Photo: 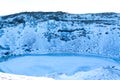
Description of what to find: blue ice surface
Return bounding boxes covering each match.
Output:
[0,52,119,65]
[0,53,119,77]
[3,52,120,62]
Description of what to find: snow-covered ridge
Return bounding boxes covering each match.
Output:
[57,66,120,80]
[0,12,120,59]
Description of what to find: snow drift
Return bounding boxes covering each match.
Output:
[57,66,120,80]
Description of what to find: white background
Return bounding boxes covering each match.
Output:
[0,0,120,16]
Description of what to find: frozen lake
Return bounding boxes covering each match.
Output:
[0,55,119,77]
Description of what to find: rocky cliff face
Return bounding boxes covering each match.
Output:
[0,12,120,59]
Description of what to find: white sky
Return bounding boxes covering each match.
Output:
[0,0,120,16]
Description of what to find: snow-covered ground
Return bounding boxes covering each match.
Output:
[0,55,120,80]
[0,72,54,80]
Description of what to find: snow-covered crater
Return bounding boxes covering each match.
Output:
[0,12,120,59]
[0,12,120,80]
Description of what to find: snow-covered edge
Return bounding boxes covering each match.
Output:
[0,66,120,80]
[0,72,54,80]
